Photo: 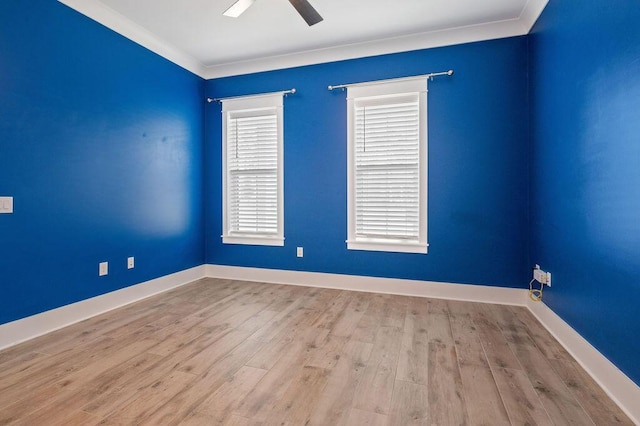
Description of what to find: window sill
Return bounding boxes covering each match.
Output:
[222,235,284,247]
[347,239,428,254]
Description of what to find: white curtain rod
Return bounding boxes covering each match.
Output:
[207,88,296,103]
[327,70,454,91]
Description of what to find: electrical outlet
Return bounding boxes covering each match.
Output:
[99,261,109,277]
[297,247,303,258]
[533,265,551,286]
[0,196,13,214]
[127,257,135,269]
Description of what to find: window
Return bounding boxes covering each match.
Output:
[347,78,428,253]
[222,93,284,246]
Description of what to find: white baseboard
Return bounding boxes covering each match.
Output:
[205,264,527,306]
[1,262,637,423]
[0,265,206,351]
[527,299,640,424]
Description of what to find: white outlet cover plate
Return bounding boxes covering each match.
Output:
[0,197,13,214]
[99,262,109,276]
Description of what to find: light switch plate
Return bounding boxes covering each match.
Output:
[0,197,13,214]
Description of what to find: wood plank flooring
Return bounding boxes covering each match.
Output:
[0,278,632,425]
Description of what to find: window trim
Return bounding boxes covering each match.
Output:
[346,78,428,254]
[221,93,284,246]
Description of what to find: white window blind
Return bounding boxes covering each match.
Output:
[355,98,420,239]
[228,113,278,234]
[222,94,284,246]
[347,78,428,253]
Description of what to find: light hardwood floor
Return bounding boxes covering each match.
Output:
[0,278,632,425]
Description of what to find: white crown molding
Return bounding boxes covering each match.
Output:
[57,0,207,77]
[202,18,529,79]
[527,298,640,424]
[0,265,205,351]
[58,0,548,80]
[519,0,549,32]
[205,264,527,305]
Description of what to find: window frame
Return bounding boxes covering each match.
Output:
[221,93,284,246]
[346,78,428,254]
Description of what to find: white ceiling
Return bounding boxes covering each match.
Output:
[58,0,548,79]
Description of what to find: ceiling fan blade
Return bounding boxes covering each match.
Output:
[223,0,256,18]
[288,0,323,26]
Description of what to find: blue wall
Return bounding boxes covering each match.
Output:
[205,37,530,288]
[0,0,205,324]
[2,0,638,392]
[529,1,640,384]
